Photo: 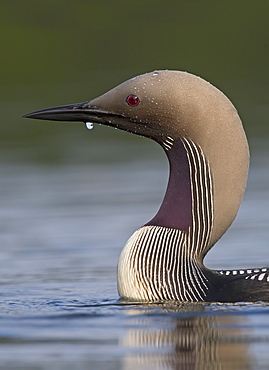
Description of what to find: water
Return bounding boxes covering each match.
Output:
[1,137,269,369]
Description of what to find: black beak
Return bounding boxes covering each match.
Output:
[23,102,123,125]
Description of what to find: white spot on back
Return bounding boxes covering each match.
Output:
[258,273,265,281]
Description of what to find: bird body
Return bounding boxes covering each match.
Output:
[24,70,269,302]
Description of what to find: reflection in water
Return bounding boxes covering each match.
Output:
[121,303,251,370]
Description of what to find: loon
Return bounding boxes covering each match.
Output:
[24,70,269,302]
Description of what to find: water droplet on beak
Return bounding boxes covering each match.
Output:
[85,122,94,130]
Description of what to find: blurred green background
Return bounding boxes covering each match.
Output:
[1,0,268,164]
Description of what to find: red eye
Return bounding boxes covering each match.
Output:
[126,94,140,106]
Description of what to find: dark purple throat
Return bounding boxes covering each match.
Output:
[145,139,192,230]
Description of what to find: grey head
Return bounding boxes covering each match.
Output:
[25,70,249,257]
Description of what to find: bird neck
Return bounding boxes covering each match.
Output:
[118,136,219,301]
[146,138,192,230]
[145,137,214,259]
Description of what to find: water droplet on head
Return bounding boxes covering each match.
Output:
[85,122,94,130]
[152,71,159,76]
